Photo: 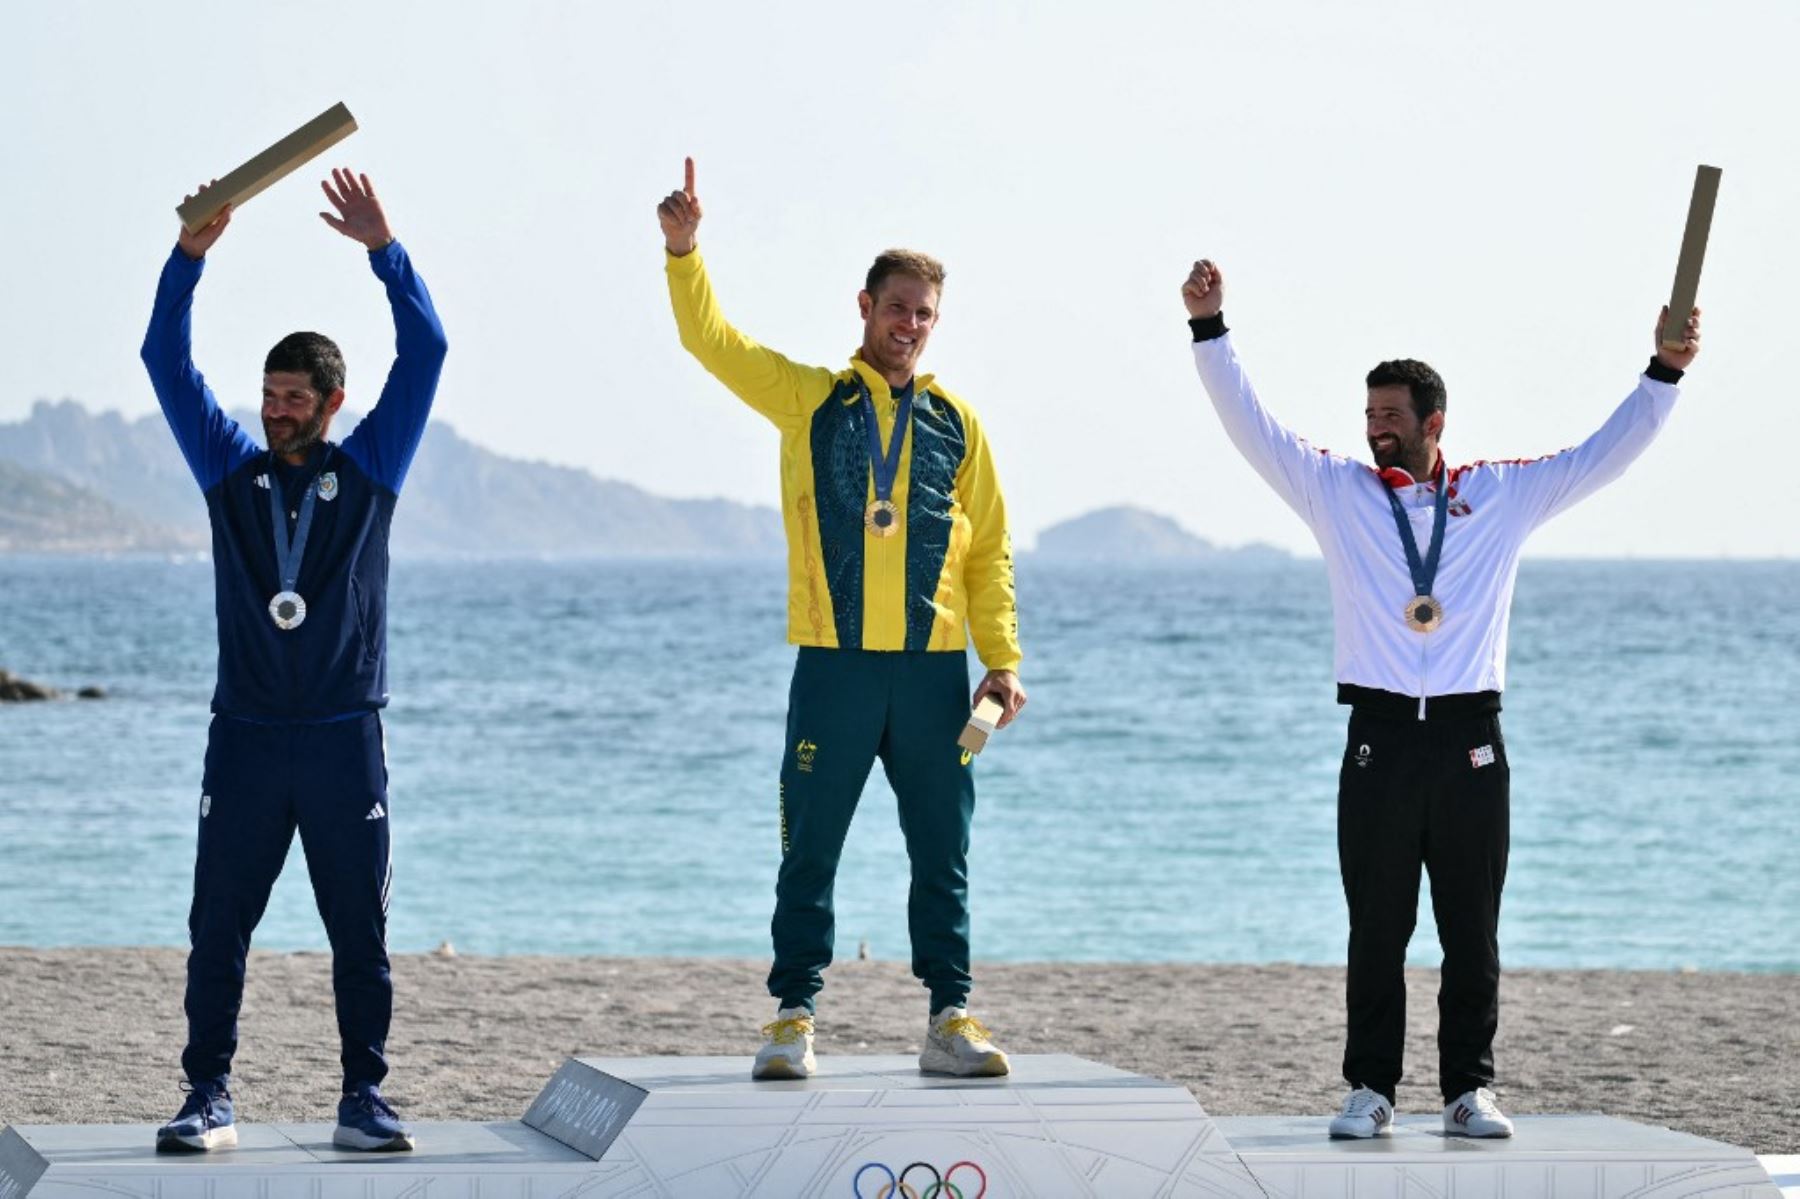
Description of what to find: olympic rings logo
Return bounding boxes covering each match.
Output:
[853,1160,987,1199]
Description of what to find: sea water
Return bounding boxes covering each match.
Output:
[0,556,1794,971]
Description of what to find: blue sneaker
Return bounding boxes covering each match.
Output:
[155,1083,237,1152]
[333,1085,415,1151]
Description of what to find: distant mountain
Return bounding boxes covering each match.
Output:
[0,458,197,553]
[0,399,783,558]
[0,400,209,536]
[1032,505,1288,562]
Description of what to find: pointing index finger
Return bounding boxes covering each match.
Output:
[684,157,696,199]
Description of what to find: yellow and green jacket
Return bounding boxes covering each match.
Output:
[667,250,1021,672]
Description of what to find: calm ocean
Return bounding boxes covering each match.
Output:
[0,556,1794,972]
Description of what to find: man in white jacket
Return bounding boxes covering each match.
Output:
[1182,258,1700,1140]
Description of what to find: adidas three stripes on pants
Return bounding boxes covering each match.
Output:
[181,712,394,1093]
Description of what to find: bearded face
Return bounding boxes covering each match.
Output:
[262,372,331,458]
[1365,384,1436,475]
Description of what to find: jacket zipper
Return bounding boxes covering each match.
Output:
[1417,632,1429,721]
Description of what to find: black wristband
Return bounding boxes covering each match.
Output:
[1189,313,1228,342]
[1645,356,1684,385]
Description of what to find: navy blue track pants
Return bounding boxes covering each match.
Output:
[182,713,393,1092]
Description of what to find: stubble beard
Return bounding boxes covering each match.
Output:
[1370,432,1429,476]
[265,400,328,458]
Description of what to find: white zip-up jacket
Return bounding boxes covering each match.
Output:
[1193,328,1680,704]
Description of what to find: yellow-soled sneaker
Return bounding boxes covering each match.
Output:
[752,1007,816,1079]
[919,1007,1010,1077]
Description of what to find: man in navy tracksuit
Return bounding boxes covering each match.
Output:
[140,169,447,1153]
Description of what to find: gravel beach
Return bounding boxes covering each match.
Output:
[0,948,1792,1153]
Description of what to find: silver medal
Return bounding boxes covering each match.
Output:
[269,590,308,631]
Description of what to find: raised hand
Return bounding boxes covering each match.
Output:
[177,181,232,260]
[1182,259,1224,319]
[657,157,702,257]
[1655,305,1701,372]
[319,168,394,251]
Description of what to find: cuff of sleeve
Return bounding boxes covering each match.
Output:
[1189,313,1228,342]
[169,243,205,271]
[665,247,703,273]
[367,239,406,275]
[1645,356,1684,385]
[980,655,1023,674]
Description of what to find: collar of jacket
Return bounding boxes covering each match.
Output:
[1375,451,1446,491]
[848,352,935,403]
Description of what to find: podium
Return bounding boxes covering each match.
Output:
[2,1055,1779,1197]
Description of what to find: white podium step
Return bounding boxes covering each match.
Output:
[1215,1114,1778,1197]
[1,1056,1780,1197]
[521,1052,1259,1195]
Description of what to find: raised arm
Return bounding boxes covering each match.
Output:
[1184,259,1339,525]
[1504,306,1697,527]
[140,182,261,492]
[329,169,449,494]
[659,157,830,428]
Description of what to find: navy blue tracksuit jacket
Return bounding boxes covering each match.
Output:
[141,240,447,1092]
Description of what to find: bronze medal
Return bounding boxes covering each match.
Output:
[1404,594,1444,634]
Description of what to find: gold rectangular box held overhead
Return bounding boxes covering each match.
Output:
[1661,164,1722,351]
[176,102,359,234]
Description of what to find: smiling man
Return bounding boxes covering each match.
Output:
[140,169,446,1153]
[1181,257,1698,1140]
[657,158,1024,1079]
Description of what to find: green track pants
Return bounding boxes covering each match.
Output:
[769,647,977,1014]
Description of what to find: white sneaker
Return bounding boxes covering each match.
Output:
[918,1007,1010,1077]
[751,1007,816,1079]
[1444,1087,1514,1137]
[1328,1086,1395,1139]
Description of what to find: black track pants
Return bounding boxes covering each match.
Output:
[1337,703,1509,1102]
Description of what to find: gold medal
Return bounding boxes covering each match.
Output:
[864,499,901,539]
[1404,594,1444,634]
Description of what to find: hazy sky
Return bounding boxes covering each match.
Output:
[3,1,1794,556]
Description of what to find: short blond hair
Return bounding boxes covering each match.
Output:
[866,249,946,296]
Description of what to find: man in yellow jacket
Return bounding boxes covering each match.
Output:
[658,158,1026,1079]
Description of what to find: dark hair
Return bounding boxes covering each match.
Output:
[866,248,946,297]
[265,332,346,398]
[1365,359,1446,422]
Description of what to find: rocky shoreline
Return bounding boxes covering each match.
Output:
[0,668,103,702]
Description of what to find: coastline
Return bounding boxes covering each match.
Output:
[0,948,1792,1153]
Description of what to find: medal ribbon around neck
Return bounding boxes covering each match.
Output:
[1382,462,1450,633]
[266,449,330,631]
[860,379,913,539]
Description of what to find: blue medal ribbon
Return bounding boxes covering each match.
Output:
[1382,463,1450,601]
[268,450,329,597]
[860,380,914,507]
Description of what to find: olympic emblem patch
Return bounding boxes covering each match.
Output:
[317,472,339,501]
[854,1160,986,1199]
